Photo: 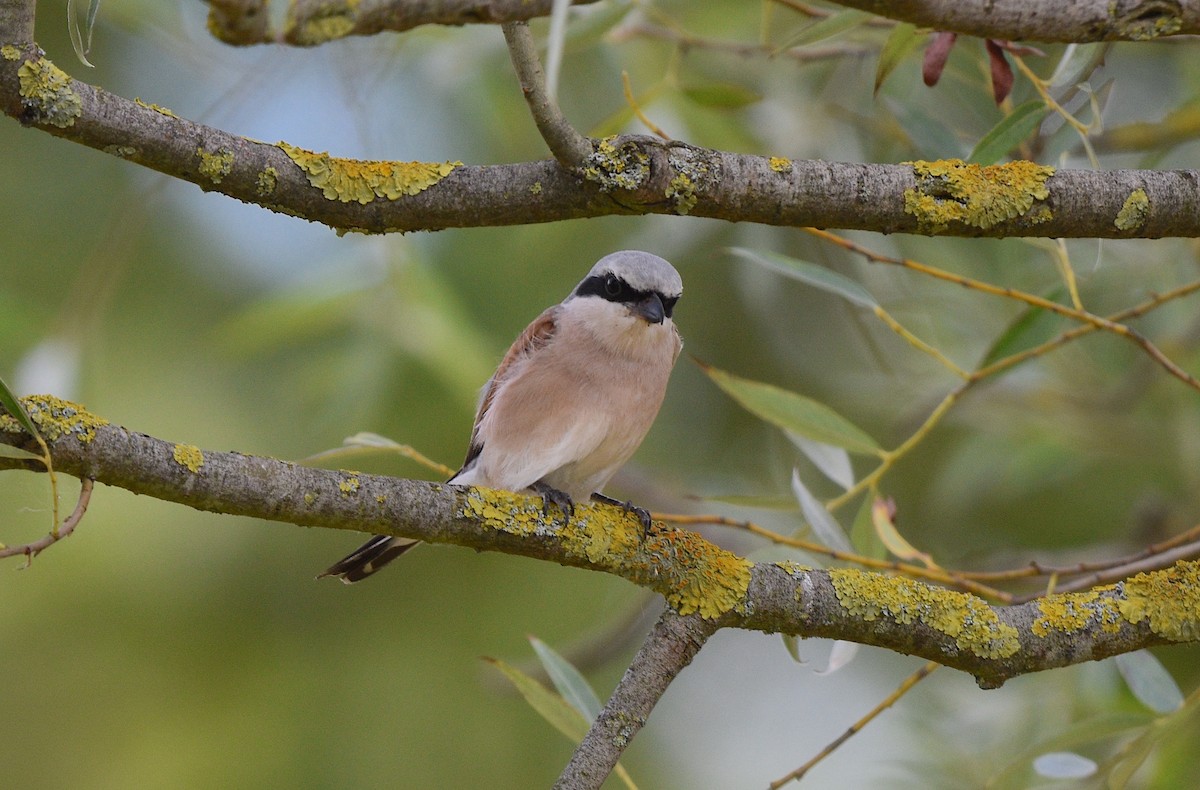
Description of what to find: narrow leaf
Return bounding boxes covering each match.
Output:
[776,9,871,51]
[680,82,762,109]
[875,23,922,95]
[792,469,853,553]
[848,493,886,560]
[67,0,101,67]
[789,433,854,491]
[529,636,603,723]
[1115,650,1184,714]
[978,288,1066,367]
[484,657,588,741]
[730,247,877,309]
[968,100,1049,165]
[1032,751,1097,779]
[815,640,860,675]
[781,633,805,664]
[700,363,881,456]
[871,497,934,566]
[0,375,40,441]
[923,32,957,87]
[986,39,1014,104]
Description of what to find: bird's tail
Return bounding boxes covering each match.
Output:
[317,535,422,584]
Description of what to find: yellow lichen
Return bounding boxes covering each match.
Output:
[769,156,793,173]
[103,145,138,158]
[278,142,459,204]
[1031,587,1123,637]
[134,98,177,117]
[1,395,108,443]
[642,528,753,619]
[1115,5,1182,40]
[1115,187,1150,231]
[287,0,360,46]
[256,167,278,197]
[529,182,542,195]
[460,487,546,537]
[903,158,1055,233]
[775,560,812,577]
[338,472,361,496]
[197,147,235,184]
[1117,561,1200,641]
[582,136,650,192]
[665,149,714,216]
[303,492,317,507]
[171,444,204,473]
[17,58,81,129]
[666,172,697,215]
[829,569,1020,659]
[1,45,20,61]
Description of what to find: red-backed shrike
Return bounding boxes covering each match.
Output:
[320,250,683,583]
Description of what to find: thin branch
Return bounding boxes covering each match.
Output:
[554,608,718,790]
[0,477,93,563]
[501,21,593,169]
[833,0,1200,43]
[204,0,603,46]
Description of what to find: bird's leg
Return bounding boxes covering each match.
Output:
[591,492,652,534]
[532,480,575,521]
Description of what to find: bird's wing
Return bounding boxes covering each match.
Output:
[456,304,560,474]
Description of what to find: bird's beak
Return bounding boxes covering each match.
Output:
[632,293,666,324]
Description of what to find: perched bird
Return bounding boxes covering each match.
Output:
[319,250,684,583]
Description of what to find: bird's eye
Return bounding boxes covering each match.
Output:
[604,275,623,297]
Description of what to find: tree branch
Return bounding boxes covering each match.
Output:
[833,0,1200,42]
[555,608,718,790]
[205,0,602,46]
[2,45,1198,238]
[2,395,1198,692]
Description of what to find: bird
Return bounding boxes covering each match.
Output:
[318,250,684,583]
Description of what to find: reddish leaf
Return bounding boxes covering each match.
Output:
[986,39,1014,104]
[923,31,957,87]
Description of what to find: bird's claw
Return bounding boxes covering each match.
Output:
[591,493,653,535]
[532,481,574,521]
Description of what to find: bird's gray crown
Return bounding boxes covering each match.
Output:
[573,250,683,300]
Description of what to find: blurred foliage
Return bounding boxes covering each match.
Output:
[4,1,1200,787]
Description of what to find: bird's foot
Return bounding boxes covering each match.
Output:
[532,480,575,521]
[591,492,652,535]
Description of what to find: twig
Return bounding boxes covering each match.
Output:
[770,661,939,787]
[502,21,594,169]
[0,477,94,564]
[554,607,718,789]
[620,71,670,140]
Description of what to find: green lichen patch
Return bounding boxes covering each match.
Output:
[582,137,650,192]
[278,142,459,204]
[643,528,753,619]
[0,395,109,443]
[665,148,718,215]
[903,158,1055,233]
[256,167,278,197]
[197,147,235,184]
[1115,5,1182,40]
[829,569,1020,659]
[172,444,204,473]
[1117,561,1200,641]
[1031,588,1123,637]
[104,145,138,158]
[1115,187,1150,231]
[18,58,82,129]
[459,487,548,538]
[2,45,21,61]
[286,0,360,46]
[769,156,793,174]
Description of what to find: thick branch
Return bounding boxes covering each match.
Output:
[2,47,1198,237]
[555,609,717,790]
[835,0,1200,42]
[205,0,602,46]
[2,397,1197,691]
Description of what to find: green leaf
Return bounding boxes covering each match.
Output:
[700,363,881,456]
[791,468,852,552]
[67,0,101,67]
[979,288,1067,368]
[789,434,854,490]
[529,636,603,723]
[484,657,589,742]
[730,247,877,309]
[874,23,922,95]
[1115,650,1184,714]
[0,375,40,442]
[776,9,871,51]
[968,100,1049,165]
[848,493,886,560]
[679,82,762,109]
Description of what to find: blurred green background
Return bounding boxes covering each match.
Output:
[4,2,1200,787]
